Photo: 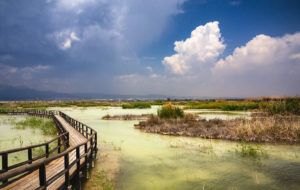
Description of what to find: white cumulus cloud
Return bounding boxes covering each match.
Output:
[163,21,225,75]
[211,32,300,96]
[213,33,300,75]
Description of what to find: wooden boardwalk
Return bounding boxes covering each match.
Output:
[0,110,98,190]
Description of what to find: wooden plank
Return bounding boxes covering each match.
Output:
[1,115,90,190]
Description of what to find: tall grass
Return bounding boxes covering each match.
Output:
[14,117,57,136]
[185,100,260,111]
[157,103,184,119]
[261,98,300,115]
[235,143,267,158]
[137,115,300,143]
[121,102,151,109]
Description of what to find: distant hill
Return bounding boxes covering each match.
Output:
[0,85,175,101]
[0,85,73,100]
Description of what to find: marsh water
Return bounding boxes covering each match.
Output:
[0,115,55,168]
[0,115,55,151]
[55,106,300,190]
[0,108,299,189]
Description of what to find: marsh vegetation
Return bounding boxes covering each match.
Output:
[136,114,300,143]
[235,143,267,158]
[121,102,151,109]
[1,98,300,189]
[14,116,57,136]
[135,100,300,143]
[63,107,300,190]
[102,114,151,120]
[0,115,58,169]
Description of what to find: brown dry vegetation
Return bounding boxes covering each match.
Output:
[135,114,300,143]
[102,114,151,120]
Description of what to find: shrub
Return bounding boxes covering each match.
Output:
[121,102,151,109]
[262,98,300,115]
[235,143,266,158]
[157,103,184,119]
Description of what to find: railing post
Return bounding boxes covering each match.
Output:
[1,153,8,183]
[76,146,81,190]
[67,133,69,148]
[28,148,32,164]
[58,138,61,153]
[65,133,69,149]
[39,163,46,188]
[83,144,88,179]
[45,144,49,158]
[76,147,80,170]
[64,153,70,189]
[94,133,98,157]
[89,138,94,164]
[2,153,8,172]
[85,126,88,137]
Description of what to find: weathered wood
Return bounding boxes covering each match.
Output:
[0,110,98,190]
[39,164,46,187]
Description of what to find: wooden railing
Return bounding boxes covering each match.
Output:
[0,109,57,118]
[0,110,98,190]
[0,109,70,186]
[0,132,69,172]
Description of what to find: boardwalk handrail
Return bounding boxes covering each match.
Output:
[0,110,70,175]
[0,110,98,190]
[0,109,69,186]
[0,132,69,173]
[0,137,95,189]
[59,112,97,141]
[0,109,57,117]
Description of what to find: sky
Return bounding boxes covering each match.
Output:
[0,0,300,97]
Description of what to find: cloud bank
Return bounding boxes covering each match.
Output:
[0,0,299,97]
[160,22,300,96]
[0,0,187,93]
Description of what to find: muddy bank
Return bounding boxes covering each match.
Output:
[135,115,300,143]
[84,145,121,190]
[102,114,151,120]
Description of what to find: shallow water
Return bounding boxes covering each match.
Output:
[0,115,55,151]
[185,109,251,120]
[0,115,56,168]
[39,108,300,189]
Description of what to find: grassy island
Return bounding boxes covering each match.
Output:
[135,100,300,143]
[121,102,152,109]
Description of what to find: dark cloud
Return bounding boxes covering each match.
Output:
[0,0,186,93]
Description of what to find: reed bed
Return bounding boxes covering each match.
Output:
[135,115,300,143]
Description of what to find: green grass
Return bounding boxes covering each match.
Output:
[261,98,300,115]
[235,143,267,158]
[157,103,184,119]
[196,111,245,115]
[0,101,120,109]
[87,169,114,190]
[121,102,151,109]
[14,117,57,136]
[1,97,299,116]
[184,101,260,111]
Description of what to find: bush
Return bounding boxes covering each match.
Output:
[262,98,300,115]
[185,101,259,111]
[157,103,184,119]
[235,143,267,158]
[121,102,151,109]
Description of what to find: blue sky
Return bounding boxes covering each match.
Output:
[0,0,300,97]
